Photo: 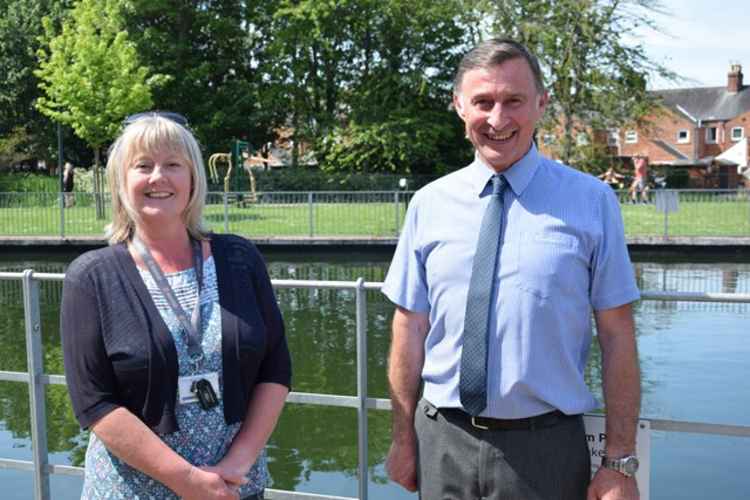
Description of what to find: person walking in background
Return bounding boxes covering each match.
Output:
[599,165,626,190]
[63,161,75,208]
[61,112,291,500]
[629,155,650,203]
[382,38,641,500]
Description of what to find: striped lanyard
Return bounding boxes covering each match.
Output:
[133,236,204,361]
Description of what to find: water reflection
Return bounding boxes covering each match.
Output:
[0,251,748,499]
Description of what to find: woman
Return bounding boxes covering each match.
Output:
[61,112,291,500]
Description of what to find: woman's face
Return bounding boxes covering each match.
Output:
[124,148,192,227]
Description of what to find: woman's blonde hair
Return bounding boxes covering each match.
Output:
[105,114,209,244]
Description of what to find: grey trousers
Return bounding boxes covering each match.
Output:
[415,400,590,500]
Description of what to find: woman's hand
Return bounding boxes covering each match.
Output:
[180,465,241,500]
[202,463,250,489]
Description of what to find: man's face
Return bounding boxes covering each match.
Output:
[454,58,548,172]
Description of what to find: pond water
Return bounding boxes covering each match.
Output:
[0,249,748,500]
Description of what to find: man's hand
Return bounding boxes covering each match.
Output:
[386,438,418,492]
[587,467,639,500]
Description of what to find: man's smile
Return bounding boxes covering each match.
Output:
[484,128,517,142]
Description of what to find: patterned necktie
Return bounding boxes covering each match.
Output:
[459,174,507,416]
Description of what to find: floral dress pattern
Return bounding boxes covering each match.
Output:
[81,256,268,499]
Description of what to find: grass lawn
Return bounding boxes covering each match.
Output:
[0,199,748,238]
[620,200,750,237]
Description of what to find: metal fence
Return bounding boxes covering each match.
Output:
[1,189,748,239]
[0,270,749,500]
[612,188,750,238]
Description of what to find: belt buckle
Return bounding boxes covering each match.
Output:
[471,416,489,430]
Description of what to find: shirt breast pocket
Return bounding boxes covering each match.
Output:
[515,232,581,300]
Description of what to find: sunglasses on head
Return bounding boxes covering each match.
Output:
[123,111,189,128]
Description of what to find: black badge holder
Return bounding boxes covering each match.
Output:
[191,378,219,410]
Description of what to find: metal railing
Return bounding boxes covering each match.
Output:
[0,271,749,500]
[1,189,748,239]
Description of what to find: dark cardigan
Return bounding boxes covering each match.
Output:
[61,233,291,434]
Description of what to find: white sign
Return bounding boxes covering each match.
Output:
[654,190,679,213]
[584,415,651,500]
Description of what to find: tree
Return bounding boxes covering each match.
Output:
[0,0,88,166]
[265,0,473,174]
[35,0,164,217]
[482,0,677,170]
[123,0,275,159]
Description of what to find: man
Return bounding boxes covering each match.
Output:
[629,155,649,204]
[63,161,75,208]
[382,38,641,500]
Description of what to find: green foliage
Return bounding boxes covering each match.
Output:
[0,0,76,162]
[317,116,456,175]
[34,0,165,151]
[0,0,680,178]
[249,168,437,192]
[0,127,33,166]
[0,171,58,192]
[266,0,473,173]
[124,0,267,155]
[482,0,678,166]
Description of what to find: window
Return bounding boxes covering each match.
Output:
[677,130,690,144]
[607,130,619,146]
[731,127,744,141]
[576,133,589,146]
[706,127,718,144]
[625,130,638,143]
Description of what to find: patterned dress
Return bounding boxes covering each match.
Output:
[81,256,268,499]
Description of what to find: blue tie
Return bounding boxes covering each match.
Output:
[459,174,507,416]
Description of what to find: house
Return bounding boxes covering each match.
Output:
[615,64,750,188]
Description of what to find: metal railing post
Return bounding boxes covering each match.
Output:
[223,192,229,233]
[59,192,65,238]
[394,191,400,237]
[308,192,315,237]
[355,277,368,500]
[22,270,50,500]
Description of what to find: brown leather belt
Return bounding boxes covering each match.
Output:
[442,408,575,431]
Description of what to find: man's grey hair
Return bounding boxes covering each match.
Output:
[453,37,545,95]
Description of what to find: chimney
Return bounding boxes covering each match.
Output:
[728,64,743,93]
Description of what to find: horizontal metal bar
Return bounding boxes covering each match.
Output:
[48,464,84,477]
[0,370,29,383]
[366,397,392,411]
[0,272,63,281]
[273,279,364,290]
[0,459,86,477]
[287,392,359,408]
[42,374,67,385]
[640,291,750,303]
[0,458,34,471]
[648,419,750,437]
[266,489,356,500]
[3,272,749,304]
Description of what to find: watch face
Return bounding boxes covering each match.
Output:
[623,456,640,475]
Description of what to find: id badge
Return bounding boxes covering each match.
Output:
[178,372,220,407]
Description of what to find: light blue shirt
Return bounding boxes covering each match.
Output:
[382,144,640,418]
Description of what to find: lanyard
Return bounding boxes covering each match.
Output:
[133,236,204,360]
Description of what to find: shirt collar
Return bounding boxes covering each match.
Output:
[468,142,541,197]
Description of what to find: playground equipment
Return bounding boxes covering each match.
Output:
[208,139,262,203]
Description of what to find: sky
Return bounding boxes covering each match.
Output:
[633,0,750,89]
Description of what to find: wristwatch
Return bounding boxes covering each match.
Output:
[601,455,639,477]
